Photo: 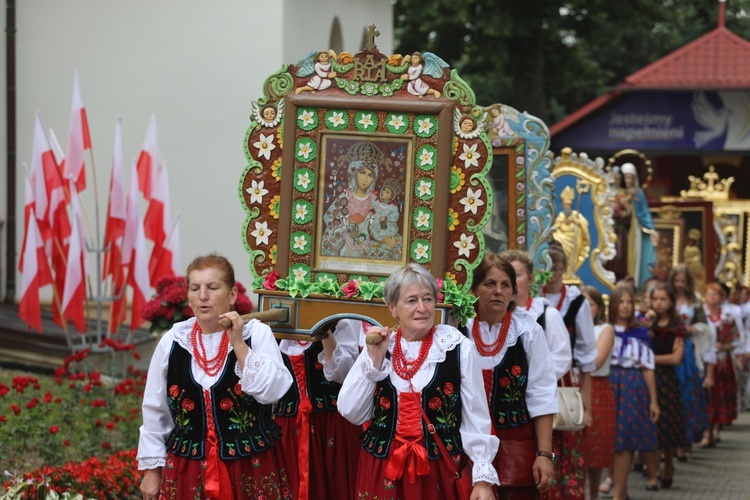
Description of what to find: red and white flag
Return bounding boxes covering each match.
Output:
[18,209,53,332]
[150,212,181,284]
[129,213,151,332]
[102,118,126,282]
[61,183,88,333]
[135,115,161,200]
[63,70,92,192]
[18,167,36,272]
[145,163,171,285]
[109,162,139,334]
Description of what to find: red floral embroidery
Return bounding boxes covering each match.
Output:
[498,377,511,388]
[315,361,324,371]
[443,382,454,395]
[511,365,522,377]
[428,397,442,410]
[169,385,179,398]
[379,397,391,410]
[234,383,243,395]
[182,399,195,411]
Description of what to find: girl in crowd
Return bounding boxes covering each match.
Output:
[580,286,615,500]
[275,321,360,499]
[645,283,686,489]
[608,285,659,500]
[668,264,710,458]
[469,253,558,498]
[137,254,293,500]
[702,282,739,447]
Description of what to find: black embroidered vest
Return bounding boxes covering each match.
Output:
[487,340,531,428]
[536,305,549,330]
[164,336,281,460]
[563,294,586,355]
[362,344,464,460]
[273,342,342,416]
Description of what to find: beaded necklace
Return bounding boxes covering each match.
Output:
[544,284,566,311]
[392,326,436,381]
[191,322,230,377]
[524,295,533,311]
[472,311,512,357]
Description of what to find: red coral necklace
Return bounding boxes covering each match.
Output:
[524,295,533,311]
[544,284,566,311]
[191,322,230,376]
[392,326,435,380]
[472,311,512,357]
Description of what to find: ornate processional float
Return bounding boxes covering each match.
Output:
[237,26,556,338]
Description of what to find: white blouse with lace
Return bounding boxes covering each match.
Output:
[279,320,359,384]
[136,318,292,470]
[337,324,500,486]
[525,296,572,380]
[545,285,597,372]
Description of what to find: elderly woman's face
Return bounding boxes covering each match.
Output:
[188,267,237,328]
[388,282,435,336]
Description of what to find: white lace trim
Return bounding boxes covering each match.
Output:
[138,457,166,470]
[171,317,254,353]
[472,459,500,485]
[239,349,265,383]
[387,325,463,364]
[362,352,392,382]
[318,344,344,370]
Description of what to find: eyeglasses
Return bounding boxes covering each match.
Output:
[551,265,565,273]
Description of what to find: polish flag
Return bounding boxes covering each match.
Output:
[150,212,182,284]
[102,119,126,282]
[18,209,53,332]
[61,183,88,333]
[129,213,151,332]
[109,162,139,334]
[63,70,92,192]
[144,163,171,285]
[18,167,36,272]
[135,115,161,200]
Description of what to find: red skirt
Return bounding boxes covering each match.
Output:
[159,445,292,499]
[708,352,738,424]
[582,376,615,468]
[276,410,361,499]
[355,446,472,499]
[494,422,538,499]
[545,373,585,500]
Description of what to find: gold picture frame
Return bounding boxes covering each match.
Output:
[652,217,685,281]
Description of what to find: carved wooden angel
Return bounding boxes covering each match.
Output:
[487,104,521,142]
[251,99,284,128]
[453,109,488,139]
[400,51,448,98]
[295,49,339,94]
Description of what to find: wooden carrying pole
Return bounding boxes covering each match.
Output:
[218,307,289,329]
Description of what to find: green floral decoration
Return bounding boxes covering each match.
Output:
[414,115,437,138]
[332,61,355,73]
[360,81,380,96]
[450,166,465,193]
[441,278,477,327]
[413,207,434,231]
[532,269,553,298]
[294,167,315,193]
[292,199,314,225]
[354,111,379,132]
[295,138,316,163]
[359,281,384,301]
[290,231,312,255]
[289,263,311,282]
[386,62,409,74]
[296,108,318,131]
[324,109,349,130]
[313,274,342,297]
[379,79,404,97]
[386,113,410,134]
[288,276,315,298]
[414,178,435,201]
[410,239,432,263]
[416,144,437,171]
[337,79,360,95]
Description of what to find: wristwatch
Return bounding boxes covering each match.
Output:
[536,451,556,460]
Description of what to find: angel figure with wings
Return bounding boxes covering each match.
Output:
[453,109,488,139]
[250,100,284,128]
[295,50,339,94]
[400,52,448,99]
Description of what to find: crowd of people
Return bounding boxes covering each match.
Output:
[134,248,750,499]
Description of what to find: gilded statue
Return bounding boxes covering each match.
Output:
[683,228,706,293]
[553,185,591,280]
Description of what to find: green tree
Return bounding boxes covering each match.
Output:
[394,0,750,123]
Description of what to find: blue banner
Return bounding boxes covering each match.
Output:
[553,90,750,151]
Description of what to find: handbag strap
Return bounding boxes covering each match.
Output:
[415,400,463,479]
